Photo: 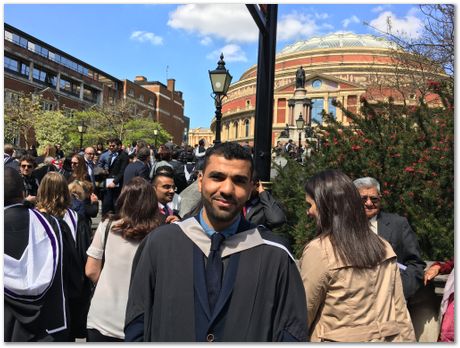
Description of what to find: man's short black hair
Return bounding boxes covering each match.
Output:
[137,147,151,162]
[5,167,24,205]
[203,142,253,176]
[108,137,122,146]
[153,165,175,183]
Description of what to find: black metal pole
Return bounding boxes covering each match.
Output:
[298,131,302,149]
[252,4,278,182]
[79,133,83,150]
[214,97,222,144]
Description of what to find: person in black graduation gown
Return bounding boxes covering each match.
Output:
[35,172,92,341]
[4,168,59,342]
[124,142,308,342]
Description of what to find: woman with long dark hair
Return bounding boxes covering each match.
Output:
[36,172,92,341]
[85,177,161,341]
[300,169,415,342]
[68,154,89,183]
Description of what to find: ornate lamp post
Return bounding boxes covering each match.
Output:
[209,53,232,144]
[153,129,159,148]
[77,120,88,151]
[295,112,305,149]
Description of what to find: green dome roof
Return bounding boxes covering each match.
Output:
[279,32,395,54]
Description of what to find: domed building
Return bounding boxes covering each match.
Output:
[215,32,442,146]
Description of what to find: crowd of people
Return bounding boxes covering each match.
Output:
[3,139,453,342]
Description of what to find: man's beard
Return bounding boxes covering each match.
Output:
[202,193,241,224]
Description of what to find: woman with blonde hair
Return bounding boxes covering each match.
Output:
[85,177,161,341]
[36,172,92,341]
[300,170,415,342]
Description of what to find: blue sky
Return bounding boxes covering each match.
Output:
[3,3,425,129]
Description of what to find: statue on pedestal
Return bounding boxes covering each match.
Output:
[295,66,306,89]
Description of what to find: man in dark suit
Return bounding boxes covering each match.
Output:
[101,138,129,216]
[123,147,151,186]
[353,177,426,301]
[244,175,287,229]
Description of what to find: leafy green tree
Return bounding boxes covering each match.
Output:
[273,82,453,261]
[123,118,171,147]
[34,111,73,154]
[4,93,43,148]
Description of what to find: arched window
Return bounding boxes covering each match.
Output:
[244,119,250,137]
[234,121,239,139]
[246,100,251,108]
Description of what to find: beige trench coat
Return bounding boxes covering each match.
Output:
[299,236,416,342]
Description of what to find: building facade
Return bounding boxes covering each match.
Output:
[4,23,187,146]
[188,127,214,147]
[216,32,443,147]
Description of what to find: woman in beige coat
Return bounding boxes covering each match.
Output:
[299,170,415,342]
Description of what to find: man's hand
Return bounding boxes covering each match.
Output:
[107,181,116,189]
[424,264,441,285]
[165,215,180,224]
[25,195,37,203]
[90,193,99,203]
[257,181,265,194]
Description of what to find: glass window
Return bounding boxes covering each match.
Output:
[20,62,30,77]
[83,85,98,102]
[33,67,46,82]
[312,79,322,89]
[148,98,154,106]
[5,30,13,42]
[328,97,337,119]
[245,119,250,137]
[311,98,324,124]
[60,78,72,92]
[4,56,19,72]
[139,94,144,102]
[128,89,135,97]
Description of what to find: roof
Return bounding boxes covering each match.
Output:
[279,32,396,54]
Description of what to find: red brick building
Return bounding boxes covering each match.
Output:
[4,23,188,146]
[217,32,444,146]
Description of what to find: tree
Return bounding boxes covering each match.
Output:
[34,111,73,154]
[272,82,453,261]
[4,93,43,148]
[123,118,171,147]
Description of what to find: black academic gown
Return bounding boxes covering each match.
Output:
[4,205,56,342]
[124,216,308,342]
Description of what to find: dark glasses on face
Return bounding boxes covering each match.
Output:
[21,164,33,168]
[71,162,79,165]
[361,195,381,204]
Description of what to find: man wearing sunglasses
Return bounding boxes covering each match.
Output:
[353,177,425,302]
[19,155,39,204]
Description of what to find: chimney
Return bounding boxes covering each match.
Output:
[135,76,147,83]
[167,79,175,92]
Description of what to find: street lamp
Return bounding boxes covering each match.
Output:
[295,112,305,149]
[153,129,159,148]
[77,120,87,151]
[209,53,232,144]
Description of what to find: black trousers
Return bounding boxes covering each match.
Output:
[87,329,123,342]
[101,186,121,216]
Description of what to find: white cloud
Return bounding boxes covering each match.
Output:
[369,10,423,39]
[200,37,212,46]
[130,31,163,45]
[372,5,387,13]
[277,12,323,41]
[342,15,360,29]
[207,44,247,63]
[168,4,257,43]
[314,12,329,20]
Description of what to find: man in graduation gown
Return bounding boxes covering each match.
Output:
[124,142,308,342]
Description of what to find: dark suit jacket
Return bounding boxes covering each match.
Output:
[377,211,426,300]
[123,161,150,186]
[108,150,129,186]
[245,191,287,229]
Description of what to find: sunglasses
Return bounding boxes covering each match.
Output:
[361,195,381,204]
[71,162,79,165]
[21,164,33,168]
